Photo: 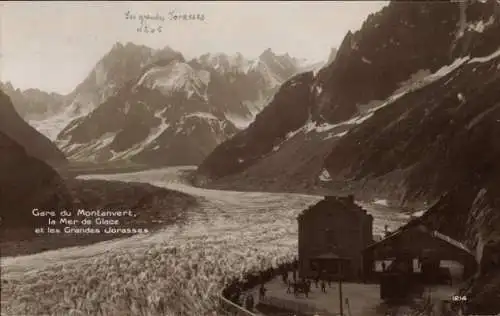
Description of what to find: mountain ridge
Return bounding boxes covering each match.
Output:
[51,43,315,166]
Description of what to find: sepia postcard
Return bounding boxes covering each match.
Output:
[1,1,500,315]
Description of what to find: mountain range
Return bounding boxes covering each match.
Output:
[0,82,66,121]
[3,43,322,166]
[196,0,500,201]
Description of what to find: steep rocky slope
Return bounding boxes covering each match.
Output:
[196,71,316,182]
[0,89,67,166]
[0,130,72,237]
[323,0,500,206]
[57,74,238,166]
[196,0,500,197]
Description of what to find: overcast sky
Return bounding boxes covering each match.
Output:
[1,1,388,94]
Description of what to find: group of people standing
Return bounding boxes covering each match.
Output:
[222,258,300,311]
[282,268,332,298]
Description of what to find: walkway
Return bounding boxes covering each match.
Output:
[251,272,383,316]
[250,271,463,316]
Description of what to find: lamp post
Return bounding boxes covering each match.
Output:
[338,260,344,316]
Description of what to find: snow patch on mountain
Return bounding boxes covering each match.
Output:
[265,55,477,164]
[468,46,500,64]
[30,80,124,141]
[457,93,466,103]
[224,113,254,130]
[411,210,426,218]
[29,107,82,141]
[285,127,303,141]
[430,56,470,78]
[247,92,273,113]
[197,53,251,74]
[297,58,326,76]
[467,16,495,33]
[326,131,348,139]
[136,61,210,100]
[373,199,389,206]
[94,61,109,88]
[60,132,117,161]
[123,102,131,115]
[350,56,471,121]
[250,60,282,87]
[28,117,64,141]
[319,169,332,182]
[185,112,218,120]
[362,57,372,64]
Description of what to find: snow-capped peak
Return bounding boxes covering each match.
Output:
[136,60,210,100]
[196,52,252,74]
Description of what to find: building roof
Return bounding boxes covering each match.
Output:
[431,230,472,254]
[364,224,475,258]
[297,195,370,219]
[312,252,350,260]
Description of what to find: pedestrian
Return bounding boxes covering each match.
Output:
[259,284,267,300]
[244,295,251,310]
[382,261,386,272]
[321,280,326,293]
[245,294,254,311]
[286,280,292,293]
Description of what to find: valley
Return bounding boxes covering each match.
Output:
[0,166,409,316]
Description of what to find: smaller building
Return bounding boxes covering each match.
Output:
[363,224,478,301]
[297,195,373,281]
[480,240,500,275]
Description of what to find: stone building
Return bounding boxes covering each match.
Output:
[297,195,373,280]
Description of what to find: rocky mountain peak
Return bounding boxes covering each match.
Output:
[313,1,472,124]
[327,47,338,65]
[259,48,275,58]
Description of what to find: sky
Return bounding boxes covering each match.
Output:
[1,1,388,95]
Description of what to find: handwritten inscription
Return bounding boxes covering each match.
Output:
[168,10,205,21]
[125,9,206,33]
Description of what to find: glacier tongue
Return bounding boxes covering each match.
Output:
[29,105,88,141]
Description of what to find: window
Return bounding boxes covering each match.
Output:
[325,229,337,247]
